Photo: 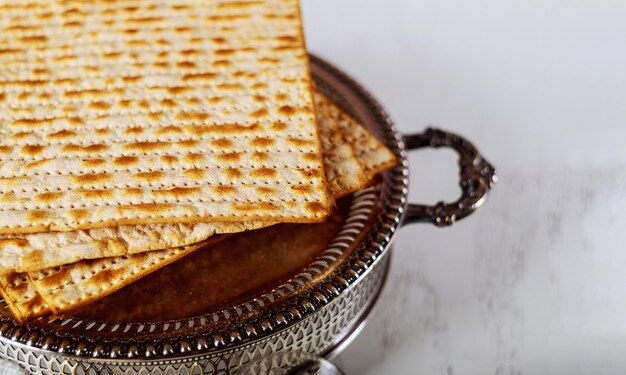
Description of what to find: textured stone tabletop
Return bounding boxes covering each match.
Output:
[302,1,626,374]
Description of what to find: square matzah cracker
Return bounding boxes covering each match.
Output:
[0,0,333,234]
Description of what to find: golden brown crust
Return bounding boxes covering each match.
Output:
[0,0,332,233]
[0,88,403,322]
[0,90,366,275]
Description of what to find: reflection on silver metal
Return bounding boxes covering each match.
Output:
[403,128,497,226]
[0,55,494,374]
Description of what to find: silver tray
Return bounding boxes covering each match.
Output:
[0,55,496,375]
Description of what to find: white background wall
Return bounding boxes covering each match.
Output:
[302,1,626,374]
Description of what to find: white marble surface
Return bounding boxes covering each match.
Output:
[301,1,626,374]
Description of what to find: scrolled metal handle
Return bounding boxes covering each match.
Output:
[402,128,496,227]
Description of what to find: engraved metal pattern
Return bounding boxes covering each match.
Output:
[402,128,497,226]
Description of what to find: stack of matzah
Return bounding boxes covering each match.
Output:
[0,0,397,322]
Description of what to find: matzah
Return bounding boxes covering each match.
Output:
[0,91,368,274]
[0,99,398,322]
[1,235,225,322]
[0,0,333,234]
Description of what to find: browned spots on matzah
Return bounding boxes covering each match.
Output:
[287,138,315,148]
[22,250,43,268]
[125,141,169,152]
[89,101,112,111]
[123,76,142,84]
[175,112,209,122]
[21,145,45,157]
[175,26,192,34]
[251,152,269,162]
[217,1,263,8]
[133,171,164,182]
[182,153,204,164]
[62,144,107,154]
[297,169,321,179]
[27,210,49,222]
[25,159,50,169]
[0,146,12,154]
[232,201,279,212]
[0,238,28,248]
[63,21,83,28]
[17,93,32,101]
[302,153,318,162]
[177,61,197,69]
[11,132,32,140]
[250,137,274,147]
[19,35,48,44]
[124,127,144,136]
[0,48,23,56]
[250,168,276,178]
[77,189,113,200]
[177,140,200,148]
[213,60,231,67]
[85,268,117,288]
[291,184,314,194]
[256,187,274,196]
[181,73,218,82]
[153,187,201,198]
[62,8,84,17]
[0,193,15,203]
[160,155,179,165]
[155,125,182,135]
[183,168,205,179]
[274,45,299,52]
[213,186,237,195]
[185,98,201,106]
[277,35,300,43]
[81,158,106,168]
[216,83,244,90]
[275,93,289,102]
[69,209,90,222]
[305,202,328,216]
[208,15,250,22]
[216,152,241,163]
[113,156,139,167]
[278,105,300,116]
[127,17,164,24]
[211,139,233,148]
[34,192,64,204]
[71,172,112,185]
[207,97,223,105]
[186,123,259,136]
[250,108,268,118]
[223,168,242,179]
[38,268,70,289]
[123,188,143,197]
[12,118,51,129]
[271,122,288,131]
[62,106,78,115]
[6,24,41,32]
[64,89,106,99]
[159,99,177,108]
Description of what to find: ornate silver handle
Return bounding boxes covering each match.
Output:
[402,128,496,226]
